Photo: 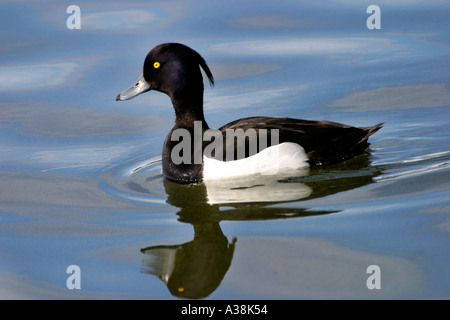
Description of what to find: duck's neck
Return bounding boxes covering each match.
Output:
[170,85,208,129]
[163,85,207,183]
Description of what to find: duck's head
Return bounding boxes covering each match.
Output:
[116,43,214,104]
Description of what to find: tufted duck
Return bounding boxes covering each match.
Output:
[116,43,383,183]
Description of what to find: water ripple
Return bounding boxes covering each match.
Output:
[374,150,450,181]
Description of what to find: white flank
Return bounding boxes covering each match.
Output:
[202,142,309,180]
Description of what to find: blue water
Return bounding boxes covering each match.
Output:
[0,0,449,299]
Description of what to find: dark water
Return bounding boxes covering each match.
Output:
[0,1,449,299]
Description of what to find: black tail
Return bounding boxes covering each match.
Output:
[359,122,384,144]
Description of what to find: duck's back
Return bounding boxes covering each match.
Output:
[218,116,383,166]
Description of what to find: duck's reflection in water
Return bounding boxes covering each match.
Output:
[141,223,236,299]
[140,155,381,298]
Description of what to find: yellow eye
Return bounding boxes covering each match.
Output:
[153,62,160,69]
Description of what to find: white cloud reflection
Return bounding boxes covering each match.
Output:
[228,15,326,29]
[329,84,450,111]
[0,62,80,92]
[227,235,425,299]
[204,85,309,113]
[82,9,158,31]
[0,102,169,138]
[210,37,400,56]
[331,0,448,6]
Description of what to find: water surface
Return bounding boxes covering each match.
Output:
[0,0,449,299]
